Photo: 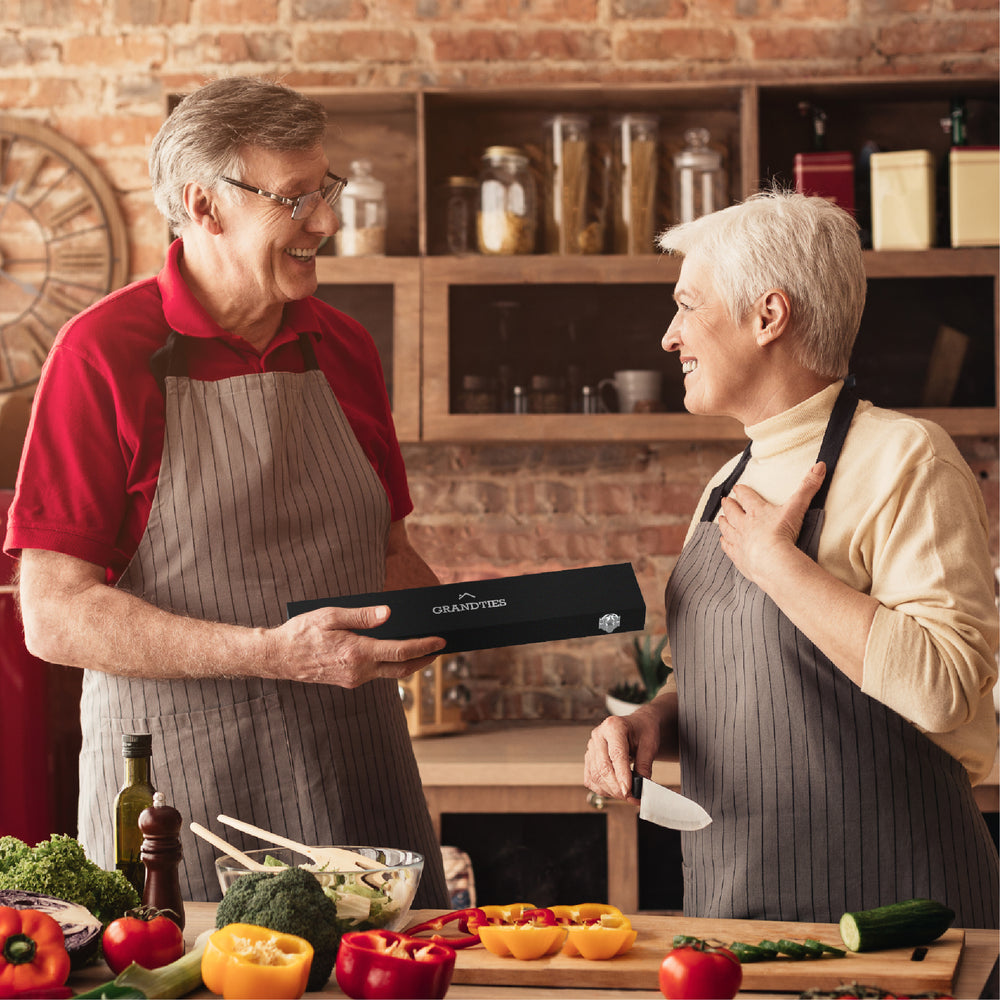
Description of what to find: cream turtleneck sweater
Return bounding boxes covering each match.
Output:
[680,380,999,784]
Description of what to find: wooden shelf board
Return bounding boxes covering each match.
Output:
[421,412,746,442]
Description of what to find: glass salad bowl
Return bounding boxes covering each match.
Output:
[214,846,424,933]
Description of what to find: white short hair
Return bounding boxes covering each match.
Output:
[658,189,867,379]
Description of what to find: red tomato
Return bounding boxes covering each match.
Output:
[101,909,185,974]
[658,941,743,1000]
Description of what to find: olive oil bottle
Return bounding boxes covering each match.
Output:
[113,732,155,895]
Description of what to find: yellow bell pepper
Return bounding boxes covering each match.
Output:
[562,915,637,959]
[550,903,625,925]
[473,903,537,926]
[470,905,567,960]
[201,923,313,1000]
[550,905,637,959]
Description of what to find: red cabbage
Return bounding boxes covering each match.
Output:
[0,889,103,968]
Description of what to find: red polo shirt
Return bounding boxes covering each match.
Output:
[5,240,412,582]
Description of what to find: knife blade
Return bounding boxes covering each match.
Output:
[631,772,712,831]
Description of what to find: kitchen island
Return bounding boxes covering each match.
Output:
[68,901,999,998]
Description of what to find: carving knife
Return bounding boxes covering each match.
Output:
[631,772,712,831]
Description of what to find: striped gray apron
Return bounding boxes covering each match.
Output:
[666,385,999,927]
[78,331,449,906]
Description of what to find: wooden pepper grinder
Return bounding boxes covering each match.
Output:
[139,791,185,929]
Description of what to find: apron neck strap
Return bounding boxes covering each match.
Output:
[809,380,858,511]
[150,330,186,393]
[699,379,858,523]
[701,443,753,523]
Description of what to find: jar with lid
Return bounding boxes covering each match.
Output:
[477,146,536,255]
[672,128,726,224]
[528,375,567,414]
[543,114,591,255]
[335,158,386,257]
[456,374,497,414]
[439,176,478,255]
[612,114,659,255]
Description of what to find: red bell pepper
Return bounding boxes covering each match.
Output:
[335,930,456,1000]
[404,907,486,949]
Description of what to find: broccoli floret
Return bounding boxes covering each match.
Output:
[0,834,139,925]
[216,865,339,991]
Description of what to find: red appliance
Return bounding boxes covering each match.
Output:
[0,489,82,842]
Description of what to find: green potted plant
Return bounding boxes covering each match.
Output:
[606,634,671,716]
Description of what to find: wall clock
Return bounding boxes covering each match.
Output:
[0,113,129,394]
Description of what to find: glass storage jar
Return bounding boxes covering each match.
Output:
[336,158,386,256]
[543,114,591,255]
[440,176,478,255]
[528,375,567,413]
[612,114,659,255]
[456,374,497,414]
[672,127,726,224]
[477,146,537,255]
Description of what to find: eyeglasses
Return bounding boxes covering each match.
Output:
[220,171,348,221]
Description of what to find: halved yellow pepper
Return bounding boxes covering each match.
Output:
[476,923,568,960]
[550,903,625,926]
[549,906,637,959]
[202,923,313,1000]
[474,903,538,925]
[471,905,566,960]
[561,915,637,960]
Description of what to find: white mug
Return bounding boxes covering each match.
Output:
[597,369,663,413]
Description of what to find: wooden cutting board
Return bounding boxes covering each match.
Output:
[447,914,964,994]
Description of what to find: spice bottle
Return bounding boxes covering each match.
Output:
[113,733,155,896]
[612,114,659,255]
[336,158,387,257]
[543,114,591,254]
[673,127,726,224]
[139,791,185,929]
[477,146,536,255]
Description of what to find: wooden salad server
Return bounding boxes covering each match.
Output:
[216,814,385,871]
[189,821,269,870]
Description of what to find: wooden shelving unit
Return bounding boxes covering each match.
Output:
[292,77,1000,443]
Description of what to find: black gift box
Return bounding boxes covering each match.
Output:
[286,562,646,654]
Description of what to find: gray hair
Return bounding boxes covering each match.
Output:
[658,189,866,379]
[150,76,329,232]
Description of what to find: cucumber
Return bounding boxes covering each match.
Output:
[776,938,813,959]
[838,898,956,952]
[727,941,770,963]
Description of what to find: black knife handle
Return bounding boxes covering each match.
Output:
[631,771,643,799]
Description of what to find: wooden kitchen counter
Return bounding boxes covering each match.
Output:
[68,902,1000,999]
[410,722,999,912]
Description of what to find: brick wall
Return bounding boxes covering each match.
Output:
[2,1,997,723]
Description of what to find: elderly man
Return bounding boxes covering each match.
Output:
[584,190,998,928]
[6,76,449,905]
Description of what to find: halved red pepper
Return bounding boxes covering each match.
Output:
[404,907,486,949]
[334,930,455,1000]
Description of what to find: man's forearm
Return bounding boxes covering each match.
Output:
[20,553,268,679]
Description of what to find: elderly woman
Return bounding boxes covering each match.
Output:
[7,77,449,905]
[584,190,998,928]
